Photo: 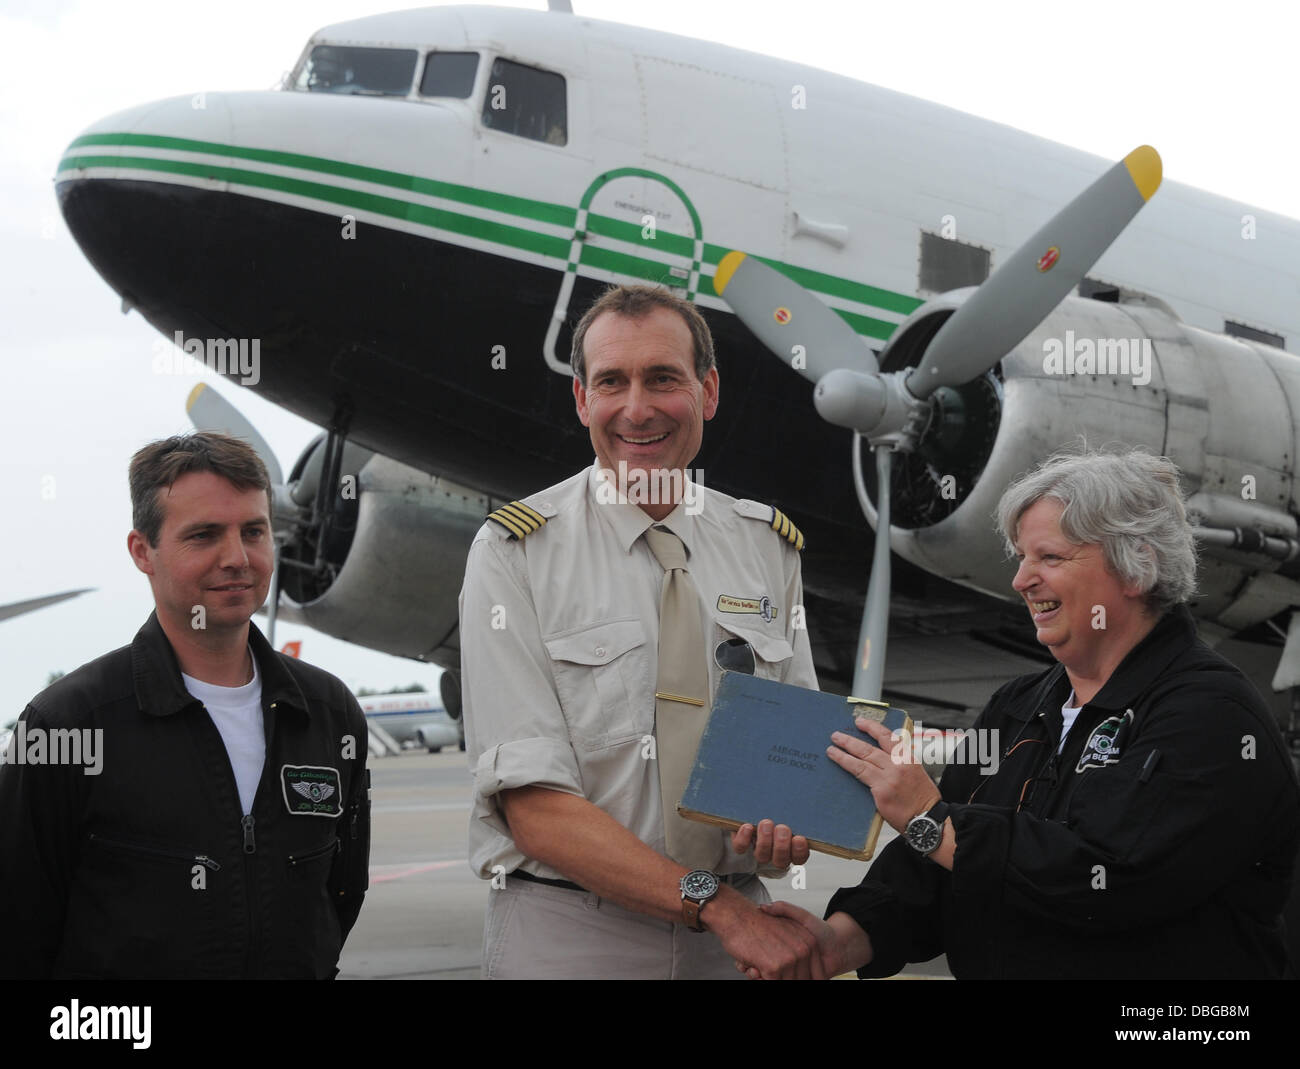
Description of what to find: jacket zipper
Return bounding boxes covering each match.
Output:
[193,698,262,977]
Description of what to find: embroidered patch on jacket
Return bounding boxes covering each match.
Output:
[281,764,343,817]
[716,594,778,622]
[1075,710,1134,774]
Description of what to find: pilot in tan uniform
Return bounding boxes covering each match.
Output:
[459,285,825,980]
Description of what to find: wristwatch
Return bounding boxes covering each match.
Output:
[904,800,950,857]
[679,869,721,932]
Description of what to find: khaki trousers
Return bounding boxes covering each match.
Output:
[482,873,769,980]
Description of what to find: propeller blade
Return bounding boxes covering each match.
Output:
[185,383,285,485]
[852,445,893,701]
[908,146,1162,399]
[714,251,878,381]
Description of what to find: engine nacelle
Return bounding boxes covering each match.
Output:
[279,454,492,667]
[869,294,1300,633]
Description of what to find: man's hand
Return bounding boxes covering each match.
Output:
[749,901,841,978]
[731,819,809,869]
[701,885,825,979]
[828,717,940,834]
[744,901,874,979]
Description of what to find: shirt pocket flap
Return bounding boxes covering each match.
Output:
[544,617,646,666]
[714,618,794,666]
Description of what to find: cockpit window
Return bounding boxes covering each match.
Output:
[481,58,567,146]
[420,52,479,99]
[294,45,418,96]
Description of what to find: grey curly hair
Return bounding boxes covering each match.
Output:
[996,446,1197,613]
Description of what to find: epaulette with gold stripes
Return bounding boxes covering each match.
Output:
[769,507,806,552]
[487,500,548,540]
[733,499,806,551]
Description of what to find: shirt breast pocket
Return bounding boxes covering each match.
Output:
[711,618,794,683]
[544,617,652,750]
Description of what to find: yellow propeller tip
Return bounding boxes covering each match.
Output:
[1124,145,1162,202]
[185,383,207,412]
[714,250,746,294]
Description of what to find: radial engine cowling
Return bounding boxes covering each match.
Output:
[279,454,492,667]
[871,293,1300,624]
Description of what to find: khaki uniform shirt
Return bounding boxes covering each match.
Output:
[461,466,817,880]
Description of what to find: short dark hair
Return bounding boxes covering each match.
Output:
[130,432,272,547]
[569,284,715,386]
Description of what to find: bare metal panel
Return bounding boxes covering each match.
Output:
[1257,345,1300,514]
[294,456,492,662]
[1215,573,1300,632]
[1121,301,1209,490]
[1186,327,1292,512]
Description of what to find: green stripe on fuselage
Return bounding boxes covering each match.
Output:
[67,132,577,228]
[58,153,569,260]
[59,132,920,338]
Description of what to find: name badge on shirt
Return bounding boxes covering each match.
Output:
[716,594,778,623]
[281,764,343,817]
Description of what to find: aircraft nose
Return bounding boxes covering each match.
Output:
[57,93,236,319]
[65,91,235,154]
[53,85,479,445]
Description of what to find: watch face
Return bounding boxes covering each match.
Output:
[907,817,942,854]
[681,870,719,899]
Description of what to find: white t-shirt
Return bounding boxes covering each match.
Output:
[1059,692,1082,754]
[183,653,266,815]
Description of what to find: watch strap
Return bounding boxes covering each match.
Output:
[680,869,720,931]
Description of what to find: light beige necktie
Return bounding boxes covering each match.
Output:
[644,525,721,870]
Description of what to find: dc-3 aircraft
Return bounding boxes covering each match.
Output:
[54,3,1300,765]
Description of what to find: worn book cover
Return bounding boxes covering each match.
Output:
[678,672,912,860]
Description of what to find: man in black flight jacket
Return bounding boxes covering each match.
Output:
[0,432,370,979]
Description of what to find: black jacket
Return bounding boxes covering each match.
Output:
[826,606,1300,979]
[0,613,370,979]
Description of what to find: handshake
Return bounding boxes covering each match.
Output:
[713,820,872,981]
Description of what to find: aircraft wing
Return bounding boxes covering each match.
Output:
[0,589,94,623]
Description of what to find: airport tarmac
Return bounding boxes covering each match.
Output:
[337,748,952,980]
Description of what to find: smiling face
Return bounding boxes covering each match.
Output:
[128,471,273,639]
[1011,497,1154,693]
[573,306,719,518]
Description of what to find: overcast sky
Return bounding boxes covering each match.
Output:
[2,0,1296,718]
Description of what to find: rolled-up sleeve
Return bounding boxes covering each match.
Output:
[460,531,584,877]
